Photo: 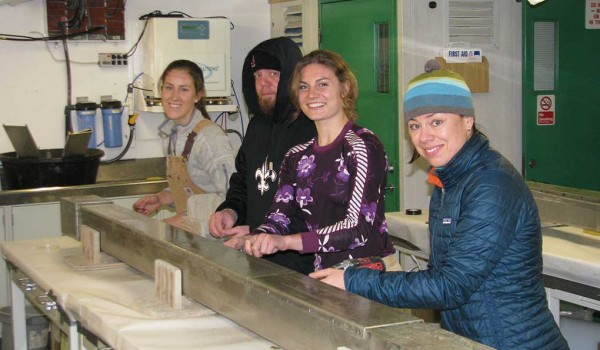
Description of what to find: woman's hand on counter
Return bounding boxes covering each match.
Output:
[310,268,346,290]
[133,191,171,215]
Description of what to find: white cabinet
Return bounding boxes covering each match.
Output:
[11,203,62,241]
[270,0,318,53]
[0,204,61,308]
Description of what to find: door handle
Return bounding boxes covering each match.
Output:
[528,159,537,168]
[385,185,395,193]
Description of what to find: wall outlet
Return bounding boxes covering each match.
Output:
[98,53,128,67]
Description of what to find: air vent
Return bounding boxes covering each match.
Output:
[283,3,303,47]
[448,1,497,48]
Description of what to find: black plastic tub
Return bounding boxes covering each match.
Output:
[0,148,104,190]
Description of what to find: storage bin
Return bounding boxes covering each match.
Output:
[0,305,49,350]
[0,148,104,190]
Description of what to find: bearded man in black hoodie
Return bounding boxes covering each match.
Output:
[209,37,317,274]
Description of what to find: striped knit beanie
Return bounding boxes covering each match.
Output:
[403,59,474,122]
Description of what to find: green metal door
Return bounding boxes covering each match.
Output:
[523,0,600,191]
[319,0,400,211]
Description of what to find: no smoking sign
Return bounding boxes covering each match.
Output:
[537,95,555,125]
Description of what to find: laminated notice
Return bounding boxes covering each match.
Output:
[443,48,483,63]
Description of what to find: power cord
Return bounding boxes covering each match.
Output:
[125,10,193,58]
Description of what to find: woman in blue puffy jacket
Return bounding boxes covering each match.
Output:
[310,60,569,350]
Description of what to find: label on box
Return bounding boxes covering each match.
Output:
[444,48,483,63]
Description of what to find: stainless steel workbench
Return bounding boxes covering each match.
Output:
[0,179,167,206]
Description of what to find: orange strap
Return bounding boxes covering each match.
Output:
[428,168,444,188]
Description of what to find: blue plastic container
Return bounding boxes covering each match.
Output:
[76,102,98,149]
[101,100,123,148]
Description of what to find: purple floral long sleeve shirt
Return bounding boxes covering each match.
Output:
[254,122,395,270]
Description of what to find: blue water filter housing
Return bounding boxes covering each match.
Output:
[76,102,98,149]
[101,100,123,148]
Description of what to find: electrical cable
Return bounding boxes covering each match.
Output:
[230,80,245,138]
[101,79,140,164]
[101,123,135,164]
[66,0,87,29]
[125,10,198,58]
[225,129,243,144]
[124,16,150,57]
[124,73,147,101]
[0,26,105,41]
[62,32,74,136]
[39,34,97,64]
[213,111,226,125]
[165,11,192,18]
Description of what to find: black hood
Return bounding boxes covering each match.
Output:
[242,37,303,124]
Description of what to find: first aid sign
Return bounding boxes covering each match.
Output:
[443,48,483,63]
[537,95,555,125]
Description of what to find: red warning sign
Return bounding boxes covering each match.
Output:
[537,95,555,125]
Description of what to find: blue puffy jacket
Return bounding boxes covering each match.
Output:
[345,133,568,350]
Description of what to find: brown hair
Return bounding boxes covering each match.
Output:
[159,59,210,120]
[289,49,359,121]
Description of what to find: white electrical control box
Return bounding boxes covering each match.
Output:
[137,17,231,111]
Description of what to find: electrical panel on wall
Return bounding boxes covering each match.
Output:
[136,17,232,112]
[46,0,125,40]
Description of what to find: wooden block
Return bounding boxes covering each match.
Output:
[435,56,490,93]
[81,224,101,264]
[64,224,125,270]
[155,259,183,310]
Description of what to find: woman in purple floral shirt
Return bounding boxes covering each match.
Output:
[226,50,396,271]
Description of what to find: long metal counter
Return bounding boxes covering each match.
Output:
[0,179,167,206]
[45,197,490,350]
